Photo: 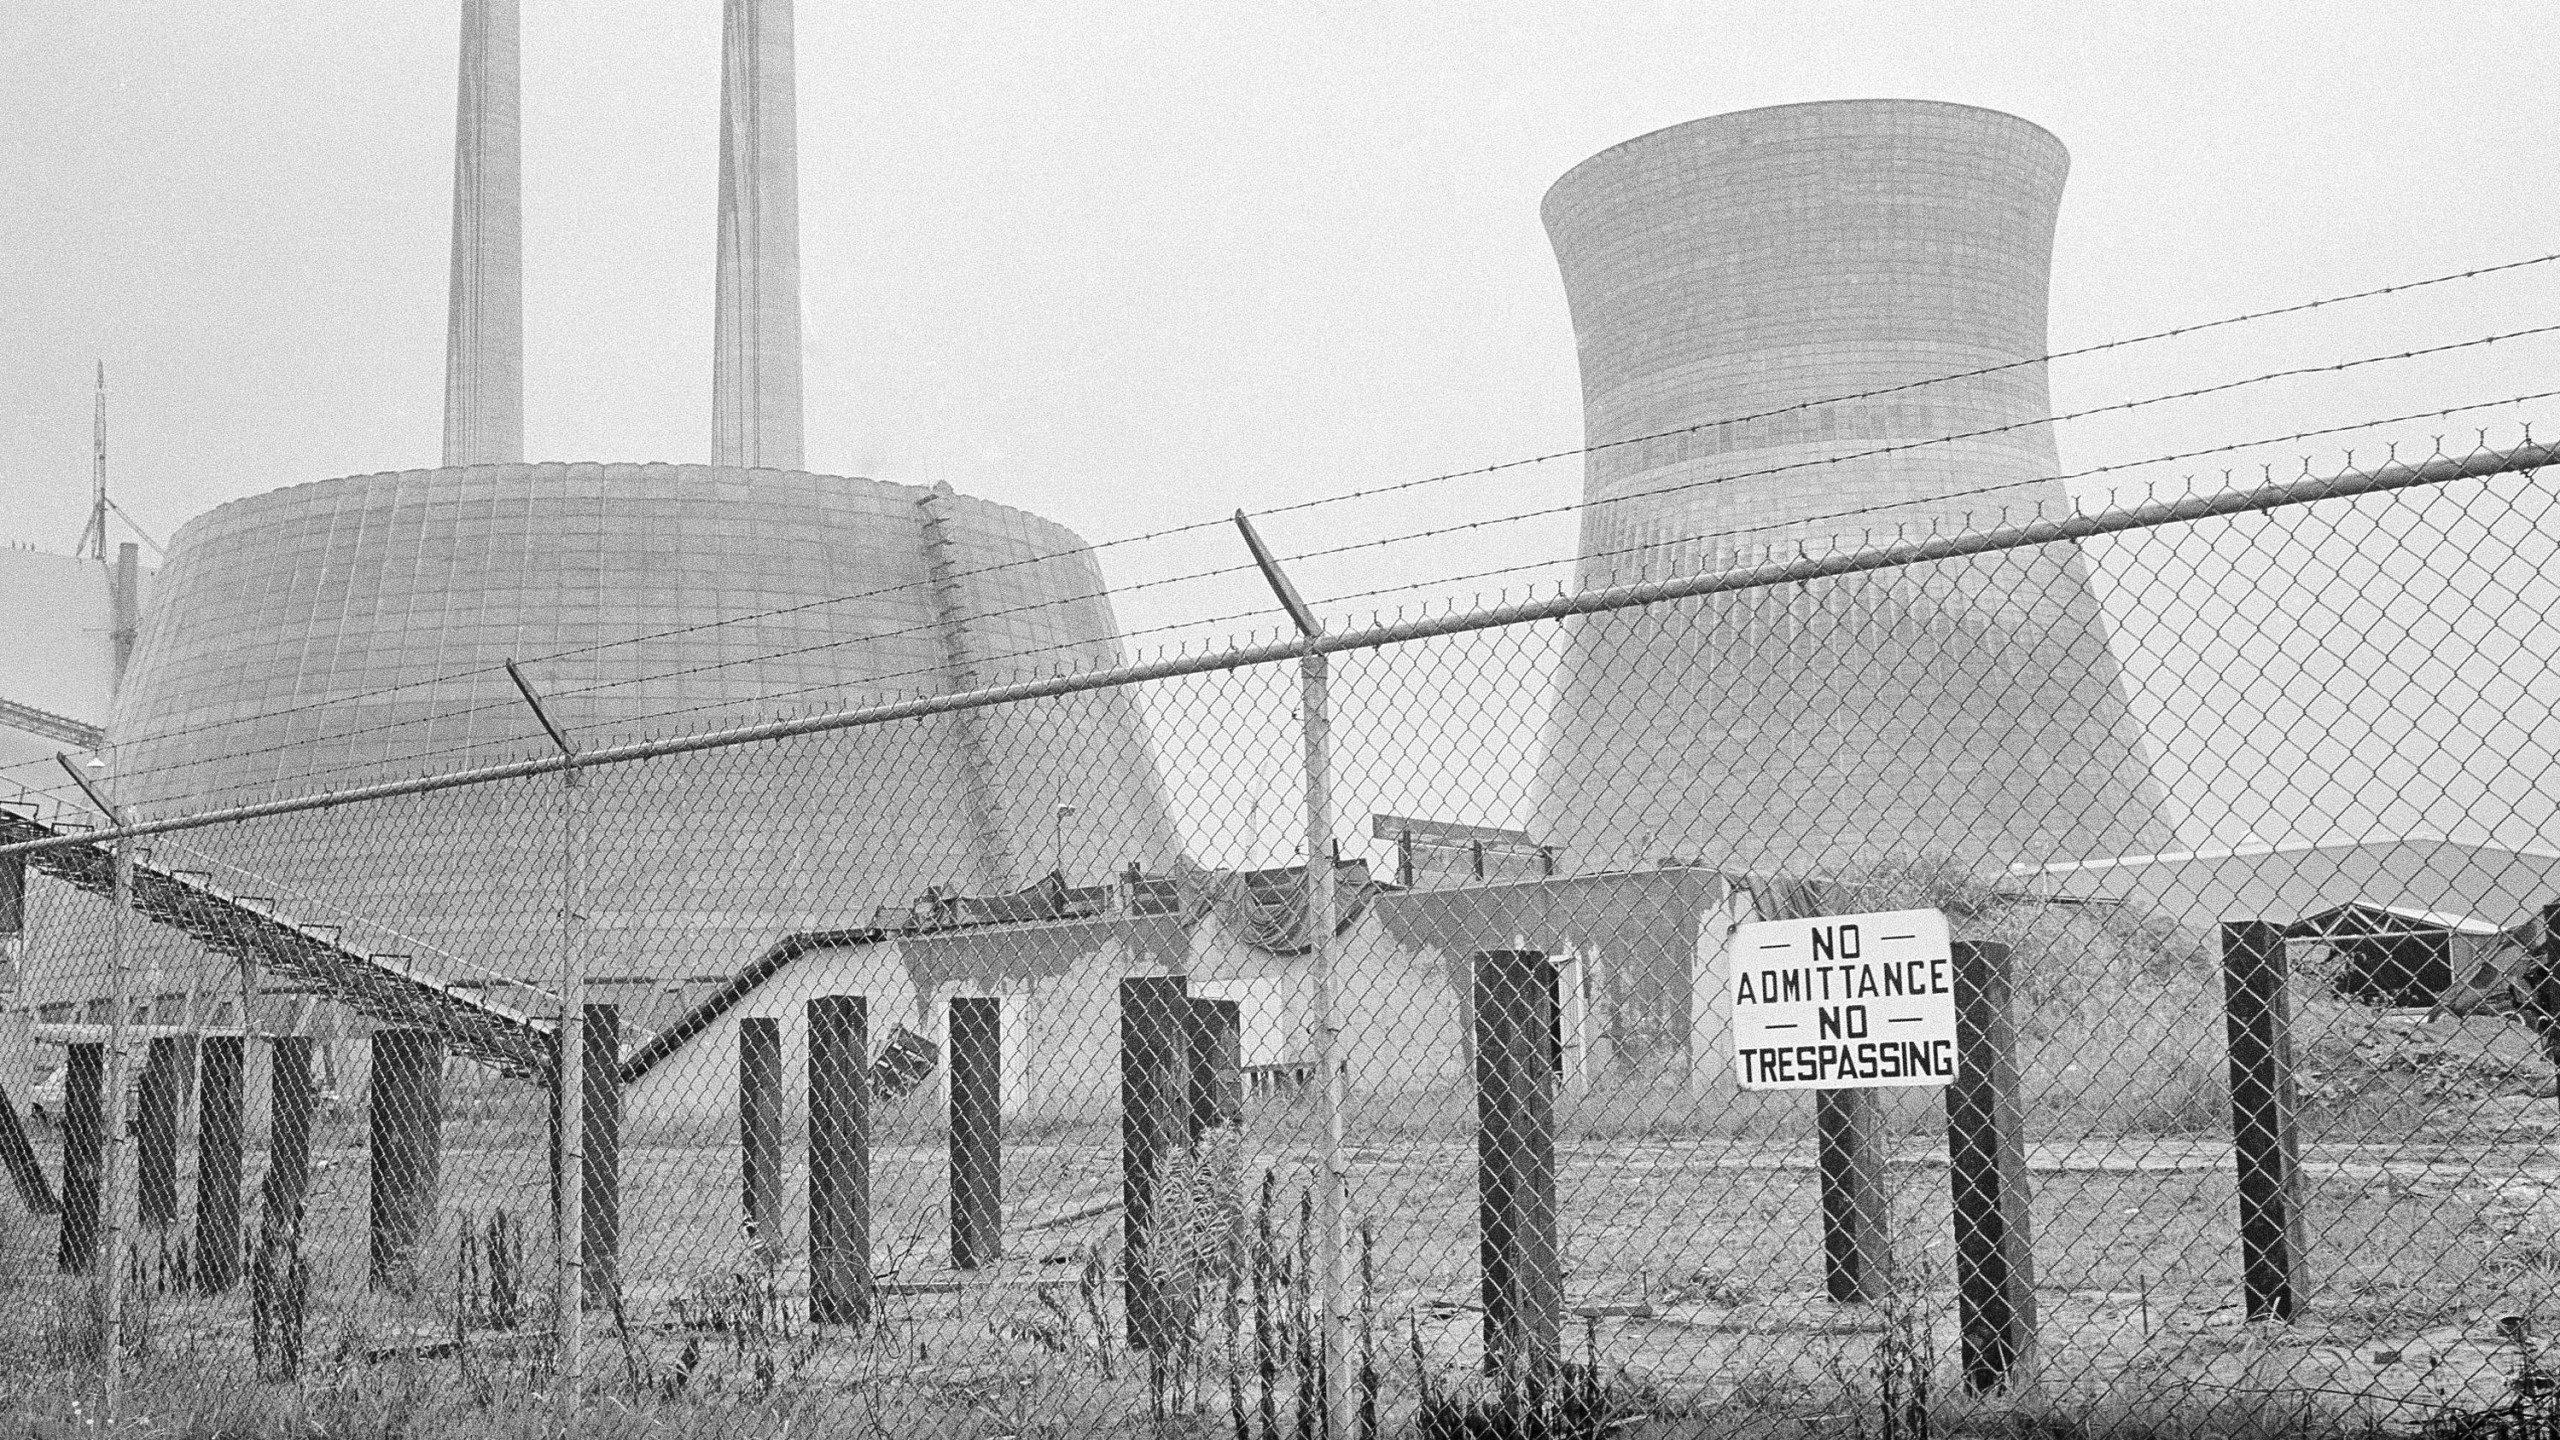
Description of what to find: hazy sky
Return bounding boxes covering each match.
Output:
[7,0,2557,634]
[6,1,2560,860]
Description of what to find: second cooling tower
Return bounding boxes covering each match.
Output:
[1530,100,2176,876]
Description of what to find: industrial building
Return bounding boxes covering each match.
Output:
[13,0,1181,1051]
[2017,835,2560,1009]
[1529,100,2177,881]
[617,863,1767,1135]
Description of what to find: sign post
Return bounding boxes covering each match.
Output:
[1732,908,1958,1307]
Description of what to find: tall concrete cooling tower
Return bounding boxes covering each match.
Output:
[47,0,1180,1024]
[1529,100,2176,879]
[99,466,1182,996]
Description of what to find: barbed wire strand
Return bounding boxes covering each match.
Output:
[58,393,2549,816]
[73,251,2560,761]
[14,333,2549,812]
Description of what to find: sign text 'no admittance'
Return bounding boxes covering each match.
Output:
[1730,907,1958,1090]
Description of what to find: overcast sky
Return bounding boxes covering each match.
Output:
[6,1,2560,857]
[6,0,2555,628]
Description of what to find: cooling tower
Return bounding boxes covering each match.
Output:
[1529,100,2176,878]
[95,463,1182,995]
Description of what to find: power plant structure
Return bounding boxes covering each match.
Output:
[21,0,1180,1034]
[0,363,151,780]
[1528,100,2178,879]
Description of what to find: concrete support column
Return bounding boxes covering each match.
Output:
[739,1016,785,1262]
[194,1035,245,1292]
[367,1030,445,1293]
[58,1042,105,1274]
[948,997,1002,1270]
[582,1004,621,1309]
[1947,939,2035,1393]
[1120,976,1188,1352]
[1473,950,1561,1377]
[135,1036,187,1229]
[808,996,871,1326]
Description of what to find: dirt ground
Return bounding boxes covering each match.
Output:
[18,1008,2560,1434]
[55,1113,2560,1432]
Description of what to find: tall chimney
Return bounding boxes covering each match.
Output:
[712,0,805,471]
[441,0,524,468]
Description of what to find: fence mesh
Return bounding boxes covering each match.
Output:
[3,441,2559,1437]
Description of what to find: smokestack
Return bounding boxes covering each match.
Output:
[441,0,524,468]
[712,0,805,471]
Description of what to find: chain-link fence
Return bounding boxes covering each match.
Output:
[3,438,2559,1438]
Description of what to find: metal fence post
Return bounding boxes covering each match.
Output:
[1238,506,1349,1437]
[508,659,585,1431]
[1303,645,1350,1440]
[555,770,585,1427]
[102,832,131,1419]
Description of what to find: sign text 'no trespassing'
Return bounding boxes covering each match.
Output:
[1730,908,1958,1091]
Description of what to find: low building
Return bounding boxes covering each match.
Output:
[2011,835,2560,937]
[620,864,1774,1134]
[2287,902,2523,1009]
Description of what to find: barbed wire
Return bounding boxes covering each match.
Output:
[327,324,2560,732]
[1245,250,2560,524]
[1244,324,2560,583]
[69,251,2560,764]
[577,400,2560,734]
[14,328,2550,816]
[51,397,2550,819]
[1407,393,2559,608]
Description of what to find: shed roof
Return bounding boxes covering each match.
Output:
[2010,834,2560,932]
[2288,901,2514,939]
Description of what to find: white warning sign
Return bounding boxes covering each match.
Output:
[1730,908,1959,1091]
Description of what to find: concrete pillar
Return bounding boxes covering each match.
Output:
[808,996,871,1326]
[948,997,1002,1270]
[1120,976,1188,1352]
[1187,996,1243,1139]
[582,1004,621,1309]
[1473,950,1560,1377]
[1947,939,2034,1393]
[2222,920,2308,1321]
[57,1042,104,1274]
[1816,1088,1892,1303]
[367,1029,444,1292]
[739,1016,785,1262]
[265,1037,314,1231]
[135,1036,186,1228]
[194,1035,244,1292]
